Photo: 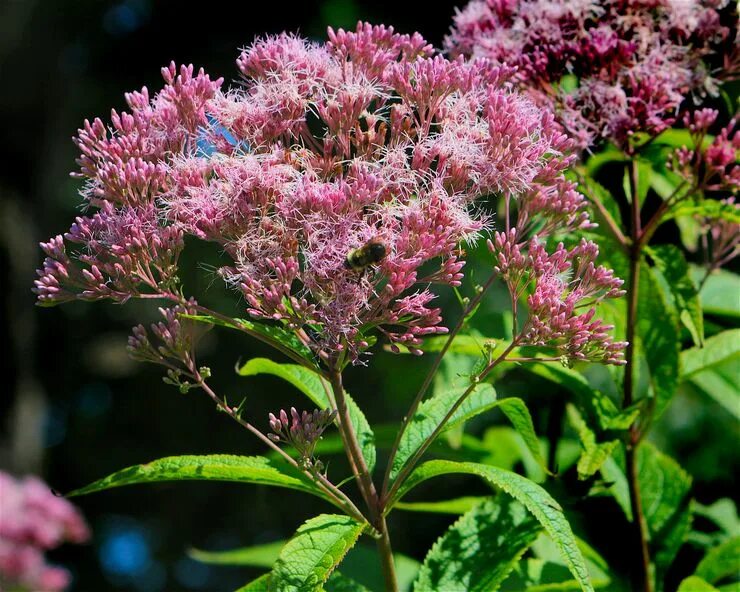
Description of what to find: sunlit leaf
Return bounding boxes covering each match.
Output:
[392,460,595,592]
[67,455,330,502]
[413,496,541,592]
[270,514,365,592]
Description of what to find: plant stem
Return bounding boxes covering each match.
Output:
[624,159,653,592]
[381,271,498,498]
[328,365,399,592]
[190,369,368,526]
[384,339,519,507]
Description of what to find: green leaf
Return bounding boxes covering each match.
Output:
[636,265,681,419]
[392,460,595,592]
[66,455,330,502]
[270,514,365,592]
[338,544,420,592]
[637,442,693,580]
[647,244,704,346]
[695,537,740,586]
[501,534,612,591]
[692,267,740,319]
[414,496,542,592]
[389,384,497,481]
[395,496,490,515]
[235,574,272,592]
[681,330,740,420]
[600,450,632,520]
[677,576,720,592]
[681,329,740,379]
[665,199,740,225]
[182,314,315,365]
[324,572,372,592]
[390,386,549,482]
[579,175,623,227]
[652,128,714,150]
[238,359,376,473]
[566,405,619,480]
[190,541,284,567]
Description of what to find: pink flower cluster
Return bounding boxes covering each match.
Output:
[35,22,624,364]
[0,472,90,592]
[446,0,735,148]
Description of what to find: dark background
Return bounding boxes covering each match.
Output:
[0,1,736,591]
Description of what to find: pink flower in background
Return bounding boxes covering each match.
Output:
[35,22,625,365]
[0,472,90,592]
[446,0,735,148]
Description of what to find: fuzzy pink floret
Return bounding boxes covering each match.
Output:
[446,0,734,148]
[36,21,626,363]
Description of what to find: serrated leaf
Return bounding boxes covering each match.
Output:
[414,496,542,592]
[502,534,612,591]
[392,460,595,592]
[238,359,376,473]
[677,576,720,592]
[665,199,740,225]
[190,541,284,567]
[566,405,619,480]
[395,496,489,515]
[637,265,681,419]
[681,329,740,379]
[637,442,693,582]
[647,244,704,346]
[389,384,497,481]
[390,387,549,482]
[66,455,330,502]
[695,537,740,586]
[324,572,372,592]
[182,314,316,366]
[600,449,632,520]
[270,514,365,592]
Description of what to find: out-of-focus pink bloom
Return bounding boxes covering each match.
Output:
[35,22,624,364]
[0,472,90,592]
[446,0,735,148]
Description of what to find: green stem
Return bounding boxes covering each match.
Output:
[381,271,498,498]
[384,339,519,507]
[191,370,368,526]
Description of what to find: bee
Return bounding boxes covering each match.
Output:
[344,239,388,271]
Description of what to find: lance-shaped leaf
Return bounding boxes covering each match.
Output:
[690,267,740,319]
[567,405,619,480]
[238,359,376,473]
[182,314,316,366]
[680,329,740,419]
[390,386,548,482]
[269,514,365,592]
[66,455,330,503]
[391,460,594,592]
[190,540,285,567]
[647,244,704,347]
[695,537,740,586]
[235,574,271,592]
[637,442,693,581]
[636,266,681,419]
[413,496,542,592]
[676,576,719,592]
[395,496,490,515]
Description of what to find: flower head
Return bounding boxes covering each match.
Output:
[0,472,90,592]
[447,0,735,148]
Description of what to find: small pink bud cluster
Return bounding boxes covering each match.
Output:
[490,231,627,364]
[446,0,735,148]
[268,408,337,470]
[673,109,740,192]
[127,299,201,370]
[35,22,610,364]
[0,472,90,592]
